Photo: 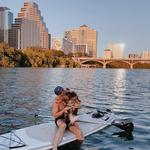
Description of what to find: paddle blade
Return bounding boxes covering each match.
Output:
[112,131,134,140]
[112,122,134,132]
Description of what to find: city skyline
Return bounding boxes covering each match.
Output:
[0,0,150,57]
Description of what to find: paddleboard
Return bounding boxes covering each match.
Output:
[0,111,115,150]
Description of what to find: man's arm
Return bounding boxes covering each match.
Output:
[52,102,71,118]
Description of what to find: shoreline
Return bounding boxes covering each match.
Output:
[0,66,150,69]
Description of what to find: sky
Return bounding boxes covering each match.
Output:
[0,0,150,57]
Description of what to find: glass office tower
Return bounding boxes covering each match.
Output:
[0,7,13,43]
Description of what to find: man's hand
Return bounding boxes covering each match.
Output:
[73,102,80,108]
[64,106,72,112]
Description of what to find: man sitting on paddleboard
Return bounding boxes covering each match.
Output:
[51,86,84,150]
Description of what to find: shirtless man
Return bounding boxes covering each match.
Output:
[51,86,84,150]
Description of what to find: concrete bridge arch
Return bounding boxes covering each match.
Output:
[73,57,150,69]
[105,60,131,68]
[81,59,132,68]
[80,60,104,67]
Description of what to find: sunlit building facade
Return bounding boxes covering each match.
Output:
[141,51,150,59]
[74,44,88,55]
[0,7,13,43]
[51,38,73,54]
[52,38,62,50]
[9,2,50,49]
[107,43,124,58]
[64,25,97,57]
[104,49,112,59]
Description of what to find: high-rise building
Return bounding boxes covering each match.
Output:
[0,7,13,43]
[64,25,97,57]
[107,43,124,58]
[9,2,50,49]
[51,37,73,54]
[48,34,51,49]
[62,38,73,54]
[104,49,112,59]
[74,44,88,55]
[52,38,62,50]
[128,53,139,59]
[141,51,150,59]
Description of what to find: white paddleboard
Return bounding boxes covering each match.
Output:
[0,112,115,150]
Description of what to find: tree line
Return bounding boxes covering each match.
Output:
[0,42,79,67]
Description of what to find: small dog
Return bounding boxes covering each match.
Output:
[66,91,81,125]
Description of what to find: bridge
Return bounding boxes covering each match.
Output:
[72,57,150,69]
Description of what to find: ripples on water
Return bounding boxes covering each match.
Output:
[0,68,150,150]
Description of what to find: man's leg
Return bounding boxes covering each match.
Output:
[68,122,84,143]
[52,120,66,150]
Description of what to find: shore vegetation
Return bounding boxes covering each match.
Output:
[0,42,78,68]
[0,42,150,69]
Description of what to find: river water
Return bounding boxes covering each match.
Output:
[0,68,150,150]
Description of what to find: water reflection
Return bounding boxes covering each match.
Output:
[110,69,126,112]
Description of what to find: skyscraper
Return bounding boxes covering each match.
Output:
[0,7,13,43]
[141,51,150,59]
[104,49,112,59]
[64,25,97,57]
[51,37,73,54]
[107,43,125,58]
[9,2,50,49]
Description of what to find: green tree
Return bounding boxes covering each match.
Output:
[0,44,78,68]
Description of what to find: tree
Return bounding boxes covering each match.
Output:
[0,44,78,68]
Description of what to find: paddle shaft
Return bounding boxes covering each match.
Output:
[34,113,134,132]
[35,114,51,118]
[34,114,100,124]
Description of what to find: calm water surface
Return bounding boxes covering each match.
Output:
[0,68,150,150]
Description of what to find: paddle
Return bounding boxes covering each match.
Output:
[91,109,134,132]
[112,122,134,132]
[34,113,52,119]
[112,131,133,140]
